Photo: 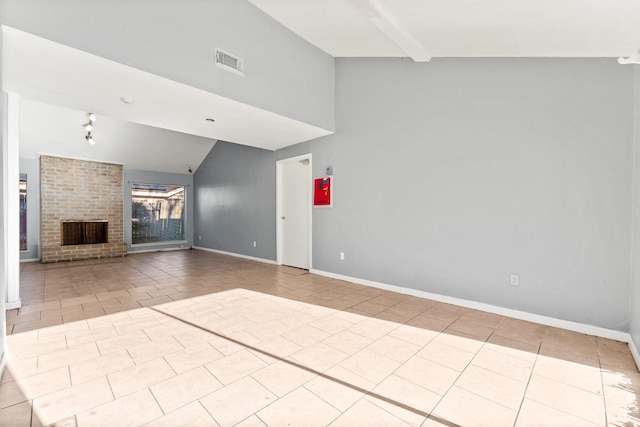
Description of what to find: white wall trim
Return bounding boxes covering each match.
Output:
[192,246,277,265]
[20,258,40,263]
[182,249,638,368]
[6,300,21,310]
[185,247,633,343]
[0,350,6,384]
[156,242,640,367]
[5,93,20,308]
[630,336,640,369]
[310,268,632,343]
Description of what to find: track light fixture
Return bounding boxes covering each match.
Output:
[618,52,640,65]
[85,113,96,145]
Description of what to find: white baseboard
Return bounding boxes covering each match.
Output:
[192,246,277,265]
[20,258,40,263]
[6,300,21,310]
[310,268,631,344]
[0,350,6,383]
[629,337,640,370]
[182,250,638,368]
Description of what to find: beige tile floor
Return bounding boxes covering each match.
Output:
[1,250,639,426]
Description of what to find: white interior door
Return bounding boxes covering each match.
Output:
[278,156,311,269]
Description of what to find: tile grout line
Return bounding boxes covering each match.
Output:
[15,253,636,425]
[452,329,533,417]
[147,386,168,419]
[596,340,610,427]
[352,313,445,424]
[511,339,542,426]
[148,305,461,427]
[420,315,486,424]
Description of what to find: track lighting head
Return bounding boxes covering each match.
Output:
[84,113,97,145]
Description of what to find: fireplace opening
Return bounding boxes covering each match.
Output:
[62,221,108,245]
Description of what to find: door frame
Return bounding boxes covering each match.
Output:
[276,153,312,269]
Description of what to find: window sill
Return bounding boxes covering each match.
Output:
[131,240,188,248]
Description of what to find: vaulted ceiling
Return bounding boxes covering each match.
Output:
[4,1,640,173]
[248,0,640,60]
[2,26,332,154]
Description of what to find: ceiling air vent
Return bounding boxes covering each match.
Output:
[215,47,244,76]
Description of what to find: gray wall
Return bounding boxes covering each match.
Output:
[194,141,276,260]
[301,58,633,330]
[19,157,38,260]
[197,58,634,331]
[630,67,640,347]
[124,170,194,252]
[0,0,335,132]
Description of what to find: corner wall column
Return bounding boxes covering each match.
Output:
[5,93,20,309]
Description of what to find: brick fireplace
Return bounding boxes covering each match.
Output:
[40,156,127,263]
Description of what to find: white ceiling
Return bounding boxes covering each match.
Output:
[2,26,333,155]
[248,0,640,60]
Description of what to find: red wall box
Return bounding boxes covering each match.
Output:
[314,176,332,207]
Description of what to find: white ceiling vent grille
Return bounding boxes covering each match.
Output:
[215,48,244,76]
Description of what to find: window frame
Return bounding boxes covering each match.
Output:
[19,173,27,251]
[130,182,187,247]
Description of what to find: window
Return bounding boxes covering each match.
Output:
[132,183,185,244]
[19,174,27,251]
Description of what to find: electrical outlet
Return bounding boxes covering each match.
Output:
[198,235,201,240]
[340,252,345,261]
[253,241,257,248]
[510,274,519,286]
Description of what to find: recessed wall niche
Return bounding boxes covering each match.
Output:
[40,155,127,262]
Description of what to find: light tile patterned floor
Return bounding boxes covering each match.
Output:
[1,250,639,426]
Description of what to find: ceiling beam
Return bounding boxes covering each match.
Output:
[364,0,431,62]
